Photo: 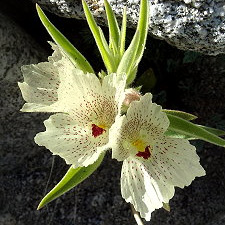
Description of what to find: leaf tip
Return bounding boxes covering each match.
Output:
[37,202,44,210]
[37,195,49,210]
[36,3,41,11]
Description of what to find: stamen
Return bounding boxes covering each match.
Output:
[92,124,106,138]
[136,146,151,159]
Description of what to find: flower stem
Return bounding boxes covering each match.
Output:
[130,204,145,225]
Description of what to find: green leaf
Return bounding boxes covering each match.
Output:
[82,0,116,73]
[98,27,112,56]
[165,124,225,140]
[119,7,127,57]
[118,0,149,85]
[133,0,149,67]
[37,153,105,209]
[104,0,120,48]
[164,129,195,140]
[117,31,140,84]
[36,4,94,74]
[163,109,197,121]
[136,67,157,91]
[200,125,225,137]
[167,114,225,147]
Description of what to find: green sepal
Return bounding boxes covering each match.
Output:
[37,153,105,210]
[82,0,116,73]
[166,114,225,147]
[163,109,197,121]
[36,4,94,74]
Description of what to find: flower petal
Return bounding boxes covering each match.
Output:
[57,71,126,127]
[126,93,169,137]
[110,93,169,161]
[147,136,206,188]
[18,43,73,112]
[35,113,108,167]
[110,115,130,161]
[121,158,175,221]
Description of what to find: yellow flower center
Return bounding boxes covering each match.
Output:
[132,139,146,152]
[97,124,107,129]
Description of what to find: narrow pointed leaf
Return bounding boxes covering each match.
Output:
[165,124,225,140]
[127,66,138,85]
[200,125,225,136]
[82,0,116,73]
[117,0,149,85]
[98,27,112,55]
[36,4,94,73]
[164,129,195,139]
[117,31,140,83]
[104,0,120,48]
[134,0,149,66]
[163,109,197,121]
[165,125,225,140]
[167,114,225,147]
[37,153,105,209]
[119,7,127,57]
[110,37,119,57]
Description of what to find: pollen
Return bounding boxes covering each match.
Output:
[92,124,106,138]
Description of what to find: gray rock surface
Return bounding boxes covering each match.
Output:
[33,0,225,55]
[0,12,47,171]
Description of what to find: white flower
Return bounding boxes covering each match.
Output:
[109,93,205,221]
[19,43,126,168]
[34,69,126,168]
[18,42,74,112]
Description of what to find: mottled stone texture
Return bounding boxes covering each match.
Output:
[0,12,47,172]
[32,0,225,55]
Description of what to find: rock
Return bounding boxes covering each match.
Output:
[0,11,50,224]
[0,12,47,172]
[32,0,225,55]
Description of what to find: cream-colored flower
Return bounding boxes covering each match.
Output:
[110,93,205,220]
[19,43,126,168]
[18,42,74,112]
[34,69,126,168]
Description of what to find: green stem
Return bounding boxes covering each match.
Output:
[130,204,145,225]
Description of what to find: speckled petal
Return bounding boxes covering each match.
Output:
[126,93,169,137]
[57,71,126,126]
[121,158,175,221]
[110,93,169,161]
[35,113,108,167]
[147,136,206,187]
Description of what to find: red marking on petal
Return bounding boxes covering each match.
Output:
[92,124,106,138]
[136,146,151,159]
